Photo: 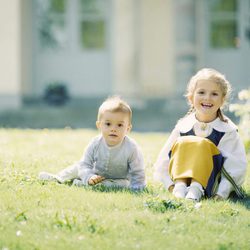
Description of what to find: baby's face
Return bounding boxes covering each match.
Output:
[96,111,131,146]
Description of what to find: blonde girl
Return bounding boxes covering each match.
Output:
[154,68,247,201]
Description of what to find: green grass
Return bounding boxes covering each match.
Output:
[0,129,249,250]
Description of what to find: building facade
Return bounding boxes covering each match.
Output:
[1,0,250,109]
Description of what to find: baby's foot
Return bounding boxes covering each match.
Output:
[38,172,58,181]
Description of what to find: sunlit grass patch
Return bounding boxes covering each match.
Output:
[0,129,249,250]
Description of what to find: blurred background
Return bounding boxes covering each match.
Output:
[0,0,249,132]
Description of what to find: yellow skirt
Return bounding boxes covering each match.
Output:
[169,135,221,188]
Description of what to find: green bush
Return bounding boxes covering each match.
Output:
[44,82,69,106]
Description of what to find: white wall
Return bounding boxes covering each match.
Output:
[139,0,175,97]
[21,0,33,96]
[112,0,138,97]
[112,0,175,99]
[0,0,21,109]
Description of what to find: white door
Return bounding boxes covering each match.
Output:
[32,0,112,97]
[201,0,250,91]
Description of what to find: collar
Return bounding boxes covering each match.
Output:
[102,136,126,150]
[176,113,238,133]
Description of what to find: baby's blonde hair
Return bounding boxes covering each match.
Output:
[185,68,232,122]
[97,96,132,123]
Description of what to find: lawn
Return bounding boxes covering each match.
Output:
[0,129,249,250]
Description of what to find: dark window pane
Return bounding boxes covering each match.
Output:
[40,18,66,49]
[211,0,237,12]
[80,20,105,48]
[36,0,67,49]
[210,21,237,48]
[79,0,103,14]
[50,0,66,13]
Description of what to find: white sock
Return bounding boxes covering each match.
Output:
[186,182,204,201]
[173,182,188,198]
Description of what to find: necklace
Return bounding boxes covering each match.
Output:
[193,122,212,137]
[200,123,207,130]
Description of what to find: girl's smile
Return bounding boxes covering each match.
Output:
[201,103,213,108]
[190,80,224,122]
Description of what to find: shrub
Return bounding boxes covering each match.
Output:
[44,82,69,106]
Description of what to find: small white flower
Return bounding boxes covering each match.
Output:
[78,235,85,240]
[229,104,239,112]
[16,230,22,237]
[238,89,250,100]
[194,202,202,209]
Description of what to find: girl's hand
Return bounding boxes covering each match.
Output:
[213,194,224,201]
[168,185,174,193]
[88,175,105,185]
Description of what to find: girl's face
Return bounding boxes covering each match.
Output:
[189,80,225,122]
[96,111,131,146]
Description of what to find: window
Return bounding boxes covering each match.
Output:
[209,0,239,48]
[36,0,68,49]
[78,0,108,49]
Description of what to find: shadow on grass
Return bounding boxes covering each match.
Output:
[39,178,153,195]
[229,193,250,210]
[81,184,156,196]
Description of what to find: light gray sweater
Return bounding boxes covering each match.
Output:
[78,135,146,190]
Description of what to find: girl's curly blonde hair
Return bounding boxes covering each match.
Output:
[185,68,232,122]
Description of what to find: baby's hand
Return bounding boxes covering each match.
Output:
[88,175,105,185]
